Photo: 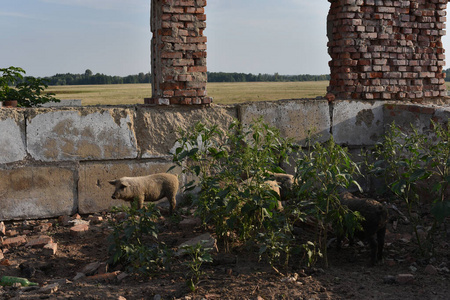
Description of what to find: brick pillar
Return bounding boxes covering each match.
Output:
[327,0,448,101]
[147,0,210,105]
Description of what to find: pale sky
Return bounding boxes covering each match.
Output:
[0,0,448,77]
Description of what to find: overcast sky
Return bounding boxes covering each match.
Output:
[0,0,448,77]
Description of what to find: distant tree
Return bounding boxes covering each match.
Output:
[84,69,93,77]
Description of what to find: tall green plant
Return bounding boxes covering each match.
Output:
[428,121,450,227]
[172,119,296,261]
[107,203,171,276]
[364,122,450,255]
[181,241,213,292]
[294,137,362,268]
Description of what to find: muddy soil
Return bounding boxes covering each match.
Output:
[0,204,449,300]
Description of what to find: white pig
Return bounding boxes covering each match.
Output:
[109,173,179,214]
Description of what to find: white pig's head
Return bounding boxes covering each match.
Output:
[109,179,132,201]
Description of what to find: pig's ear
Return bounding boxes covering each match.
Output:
[108,180,117,186]
[121,181,130,187]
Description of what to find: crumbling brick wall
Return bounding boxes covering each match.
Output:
[148,0,210,105]
[327,0,448,100]
[149,0,448,104]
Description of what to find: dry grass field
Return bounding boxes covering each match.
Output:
[47,81,329,106]
[47,82,450,106]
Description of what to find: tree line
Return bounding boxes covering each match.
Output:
[207,72,330,82]
[33,70,331,86]
[41,69,151,85]
[29,68,450,85]
[443,69,450,81]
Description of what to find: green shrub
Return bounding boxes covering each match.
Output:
[181,241,213,292]
[172,119,296,265]
[366,121,450,256]
[294,137,363,267]
[107,203,172,276]
[0,66,60,107]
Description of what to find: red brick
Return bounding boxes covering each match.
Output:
[161,52,183,59]
[1,236,27,248]
[177,74,193,81]
[43,242,58,256]
[186,36,207,43]
[163,90,174,97]
[162,6,184,14]
[179,0,195,6]
[179,98,193,105]
[160,82,185,90]
[26,235,53,247]
[5,230,17,237]
[34,222,52,233]
[70,224,89,236]
[173,59,194,66]
[175,89,197,97]
[187,66,207,73]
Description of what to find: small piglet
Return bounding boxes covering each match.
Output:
[339,192,388,266]
[267,172,295,201]
[109,173,179,214]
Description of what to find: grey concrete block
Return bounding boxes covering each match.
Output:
[0,110,26,164]
[238,99,331,146]
[78,161,182,214]
[333,100,384,145]
[383,103,437,134]
[26,108,138,161]
[136,105,237,158]
[0,166,77,220]
[0,117,27,164]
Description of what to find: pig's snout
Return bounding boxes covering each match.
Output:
[111,195,116,199]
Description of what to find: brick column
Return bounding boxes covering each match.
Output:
[327,0,448,101]
[147,0,211,105]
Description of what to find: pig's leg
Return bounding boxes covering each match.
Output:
[137,196,145,209]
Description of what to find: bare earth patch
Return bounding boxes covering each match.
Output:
[0,207,449,300]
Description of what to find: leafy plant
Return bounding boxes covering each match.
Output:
[107,202,172,276]
[294,137,363,267]
[181,241,213,292]
[0,66,60,107]
[172,118,296,257]
[365,121,450,255]
[301,241,323,268]
[427,121,450,227]
[366,123,432,254]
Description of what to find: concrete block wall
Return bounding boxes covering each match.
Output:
[326,0,447,100]
[149,0,210,105]
[1,100,450,220]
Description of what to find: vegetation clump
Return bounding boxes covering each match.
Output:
[0,66,60,107]
[107,119,450,284]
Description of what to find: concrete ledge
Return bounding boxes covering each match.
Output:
[0,166,77,220]
[41,99,82,107]
[238,99,331,145]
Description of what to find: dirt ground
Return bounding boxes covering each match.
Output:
[0,202,449,300]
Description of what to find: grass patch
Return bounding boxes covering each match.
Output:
[47,81,329,106]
